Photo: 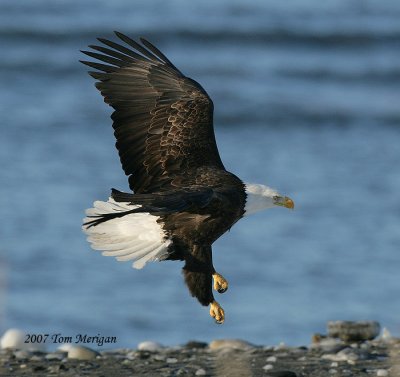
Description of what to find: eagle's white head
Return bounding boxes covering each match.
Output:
[244,183,294,216]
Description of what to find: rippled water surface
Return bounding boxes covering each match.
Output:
[1,0,400,348]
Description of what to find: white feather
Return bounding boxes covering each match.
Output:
[103,242,155,258]
[83,198,172,269]
[101,242,149,256]
[115,243,161,262]
[133,244,166,269]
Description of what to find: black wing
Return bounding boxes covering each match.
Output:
[81,32,225,193]
[84,187,215,228]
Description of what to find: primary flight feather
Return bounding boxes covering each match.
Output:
[81,32,294,324]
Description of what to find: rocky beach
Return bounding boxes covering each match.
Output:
[1,322,399,377]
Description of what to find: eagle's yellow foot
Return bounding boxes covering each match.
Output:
[209,300,225,324]
[212,272,228,293]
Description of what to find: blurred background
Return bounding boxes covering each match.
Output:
[1,0,400,349]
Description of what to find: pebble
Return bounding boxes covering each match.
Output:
[1,329,26,350]
[67,345,98,360]
[267,356,277,362]
[376,370,389,377]
[310,336,345,353]
[45,352,66,361]
[137,341,164,352]
[209,339,254,350]
[327,321,380,342]
[30,355,44,362]
[337,348,361,361]
[154,354,166,361]
[322,353,346,362]
[14,350,32,360]
[0,329,46,352]
[322,345,371,363]
[195,368,206,376]
[263,364,274,371]
[166,357,178,364]
[126,351,136,360]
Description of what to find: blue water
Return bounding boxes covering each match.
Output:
[1,0,400,349]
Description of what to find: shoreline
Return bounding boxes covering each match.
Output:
[1,324,399,377]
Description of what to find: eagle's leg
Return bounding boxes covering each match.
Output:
[183,244,225,324]
[212,271,228,294]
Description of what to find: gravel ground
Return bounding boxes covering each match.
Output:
[1,325,400,377]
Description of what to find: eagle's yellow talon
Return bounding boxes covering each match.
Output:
[209,300,225,324]
[212,272,228,293]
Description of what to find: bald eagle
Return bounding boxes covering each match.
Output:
[81,32,294,324]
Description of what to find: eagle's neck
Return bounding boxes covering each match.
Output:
[243,183,279,216]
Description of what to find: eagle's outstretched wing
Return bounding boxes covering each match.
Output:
[81,32,225,194]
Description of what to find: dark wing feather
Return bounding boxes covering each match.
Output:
[111,187,215,211]
[84,187,215,228]
[81,32,225,193]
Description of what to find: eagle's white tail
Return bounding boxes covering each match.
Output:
[82,198,172,269]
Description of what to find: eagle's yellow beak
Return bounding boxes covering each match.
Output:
[284,196,294,209]
[274,196,295,209]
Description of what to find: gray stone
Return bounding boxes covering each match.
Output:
[1,329,26,350]
[336,348,360,361]
[341,370,352,376]
[327,321,381,342]
[154,354,166,361]
[45,352,66,361]
[67,345,98,360]
[13,350,31,359]
[30,354,44,362]
[137,341,163,352]
[209,339,254,351]
[263,364,274,371]
[1,329,46,352]
[126,351,136,360]
[376,370,389,376]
